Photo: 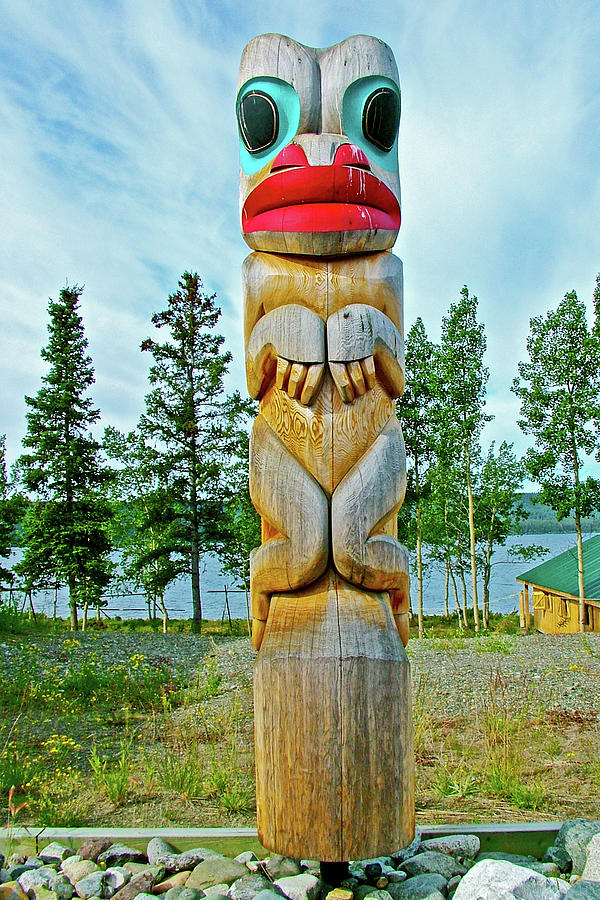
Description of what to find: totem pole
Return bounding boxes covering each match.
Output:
[237,34,414,864]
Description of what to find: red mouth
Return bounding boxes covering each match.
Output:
[242,144,401,234]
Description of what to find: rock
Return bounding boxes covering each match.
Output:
[582,834,600,882]
[187,862,247,893]
[98,850,147,871]
[153,875,191,895]
[153,861,204,878]
[74,873,106,900]
[477,852,561,877]
[104,870,132,896]
[565,883,600,897]
[39,849,74,867]
[163,889,205,900]
[0,884,30,900]
[18,868,60,893]
[264,859,301,882]
[77,845,113,865]
[387,874,448,899]
[299,865,319,879]
[227,874,272,900]
[111,874,157,900]
[7,873,35,885]
[250,892,283,900]
[545,821,600,875]
[202,889,230,899]
[325,890,353,900]
[452,858,565,899]
[420,835,480,860]
[391,831,422,866]
[231,857,256,871]
[63,863,100,885]
[272,875,320,900]
[385,873,407,885]
[26,888,58,900]
[123,870,164,883]
[48,876,74,900]
[146,845,176,869]
[399,852,465,881]
[24,861,45,871]
[7,863,25,871]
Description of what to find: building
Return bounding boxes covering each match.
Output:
[516,534,600,633]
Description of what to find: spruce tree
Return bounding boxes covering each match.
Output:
[0,436,20,590]
[18,285,112,629]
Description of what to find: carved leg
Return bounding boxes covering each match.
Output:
[250,413,329,649]
[331,416,410,643]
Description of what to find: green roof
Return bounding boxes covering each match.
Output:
[516,534,600,600]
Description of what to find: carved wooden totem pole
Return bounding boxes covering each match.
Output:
[237,33,414,863]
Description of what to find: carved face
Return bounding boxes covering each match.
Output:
[237,34,401,256]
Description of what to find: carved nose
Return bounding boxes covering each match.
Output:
[270,134,371,169]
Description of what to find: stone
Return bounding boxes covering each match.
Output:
[477,852,561,877]
[545,821,600,875]
[26,888,58,900]
[153,860,203,878]
[202,890,229,899]
[391,831,422,866]
[325,890,353,900]
[18,868,60,893]
[272,875,320,900]
[385,874,407,885]
[98,850,147,871]
[565,883,600,897]
[582,834,600,882]
[73,873,106,900]
[227,874,272,900]
[387,874,448,900]
[250,892,283,900]
[39,849,74,867]
[163,889,205,900]
[7,863,25,871]
[264,859,301,882]
[48,876,74,900]
[419,835,480,860]
[146,846,176,869]
[153,874,191,895]
[104,870,131,896]
[0,884,30,900]
[187,862,247,893]
[399,852,465,881]
[77,845,113,865]
[232,857,256,869]
[24,861,45,871]
[62,862,100,885]
[452,858,565,899]
[123,869,164,883]
[7,873,35,885]
[111,874,157,900]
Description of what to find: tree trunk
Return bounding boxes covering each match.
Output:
[189,435,202,630]
[69,578,78,631]
[575,512,586,633]
[465,445,480,632]
[447,557,463,628]
[416,503,424,638]
[158,594,168,634]
[444,559,450,618]
[82,602,89,632]
[458,564,468,626]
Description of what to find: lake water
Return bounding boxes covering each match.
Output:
[6,532,596,621]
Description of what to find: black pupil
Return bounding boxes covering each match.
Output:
[362,88,400,152]
[238,91,278,153]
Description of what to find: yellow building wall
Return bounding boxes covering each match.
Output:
[532,591,580,634]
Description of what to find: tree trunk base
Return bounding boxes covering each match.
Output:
[254,570,415,861]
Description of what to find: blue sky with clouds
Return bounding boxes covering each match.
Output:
[1,0,599,479]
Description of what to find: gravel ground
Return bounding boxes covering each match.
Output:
[4,628,599,719]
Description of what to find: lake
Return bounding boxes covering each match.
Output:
[6,532,596,621]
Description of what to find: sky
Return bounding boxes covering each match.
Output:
[1,0,599,482]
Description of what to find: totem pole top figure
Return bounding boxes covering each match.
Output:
[237,33,401,257]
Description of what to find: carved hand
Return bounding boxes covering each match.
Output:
[327,304,405,403]
[246,304,326,403]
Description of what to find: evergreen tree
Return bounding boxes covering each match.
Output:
[512,282,600,632]
[0,436,20,590]
[140,272,251,630]
[17,285,112,629]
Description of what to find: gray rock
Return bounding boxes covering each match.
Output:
[111,873,156,900]
[565,883,600,897]
[73,873,106,900]
[187,862,248,893]
[76,844,112,864]
[48,875,75,900]
[273,875,321,900]
[18,868,60,893]
[26,888,58,900]
[97,849,146,871]
[264,859,301,881]
[233,855,257,869]
[356,890,392,900]
[420,835,480,860]
[8,869,38,883]
[299,864,320,878]
[164,888,206,900]
[155,857,208,876]
[202,889,230,899]
[147,842,177,867]
[582,834,600,882]
[24,861,46,871]
[227,874,272,900]
[104,870,131,896]
[39,848,74,867]
[399,852,465,881]
[129,895,155,900]
[391,831,422,866]
[122,866,164,881]
[250,892,284,900]
[185,853,224,863]
[61,861,99,885]
[386,874,448,899]
[477,851,561,877]
[545,821,600,875]
[452,858,564,899]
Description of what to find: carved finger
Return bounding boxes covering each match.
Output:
[300,363,325,406]
[276,357,292,392]
[348,360,366,396]
[360,355,377,390]
[287,362,307,399]
[329,361,355,404]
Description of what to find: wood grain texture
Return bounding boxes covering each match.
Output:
[254,570,414,860]
[327,303,405,397]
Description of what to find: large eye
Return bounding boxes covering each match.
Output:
[362,88,400,152]
[237,90,279,154]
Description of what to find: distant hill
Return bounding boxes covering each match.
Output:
[514,493,600,534]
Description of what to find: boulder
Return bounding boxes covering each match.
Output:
[147,846,176,869]
[163,889,205,900]
[399,851,465,881]
[452,858,566,899]
[39,849,74,867]
[61,862,99,885]
[565,883,600,897]
[419,835,480,860]
[582,835,600,882]
[77,845,112,865]
[545,821,600,875]
[187,862,247,893]
[272,875,321,900]
[227,874,272,900]
[47,875,74,900]
[153,874,191,894]
[73,873,106,900]
[98,850,146,871]
[111,874,157,900]
[391,832,422,866]
[263,859,301,881]
[18,868,60,893]
[386,874,448,899]
[0,884,30,900]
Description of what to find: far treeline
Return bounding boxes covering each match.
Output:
[1,273,600,635]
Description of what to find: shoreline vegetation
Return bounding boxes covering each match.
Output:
[1,614,599,830]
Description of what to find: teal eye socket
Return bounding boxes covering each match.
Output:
[342,75,401,172]
[237,77,301,175]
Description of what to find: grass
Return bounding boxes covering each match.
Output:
[0,613,599,828]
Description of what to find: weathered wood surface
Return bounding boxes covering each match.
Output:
[254,571,414,861]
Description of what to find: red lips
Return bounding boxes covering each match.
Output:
[242,144,401,234]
